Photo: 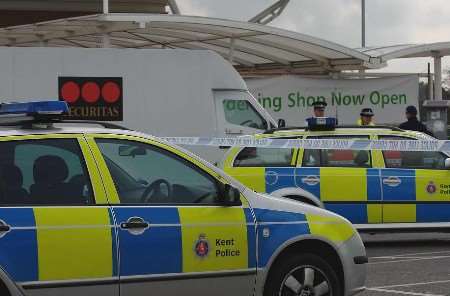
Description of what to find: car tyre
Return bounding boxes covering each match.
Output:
[0,281,10,296]
[264,253,341,296]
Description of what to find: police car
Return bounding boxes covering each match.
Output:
[0,102,365,296]
[221,117,450,232]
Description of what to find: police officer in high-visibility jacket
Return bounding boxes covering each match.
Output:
[357,108,375,126]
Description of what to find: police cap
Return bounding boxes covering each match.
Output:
[311,101,327,110]
[360,108,374,117]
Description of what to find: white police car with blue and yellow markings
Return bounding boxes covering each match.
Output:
[0,102,366,296]
[221,118,450,232]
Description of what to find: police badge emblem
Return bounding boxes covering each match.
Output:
[194,234,209,258]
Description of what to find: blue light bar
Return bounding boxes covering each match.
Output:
[306,117,337,131]
[0,101,68,116]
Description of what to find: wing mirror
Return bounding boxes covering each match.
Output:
[219,184,242,206]
[277,118,286,128]
[445,158,450,169]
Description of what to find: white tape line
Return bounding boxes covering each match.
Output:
[375,279,450,289]
[161,137,450,152]
[370,250,450,259]
[368,255,450,265]
[366,287,444,296]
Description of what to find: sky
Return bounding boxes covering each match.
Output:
[176,0,450,76]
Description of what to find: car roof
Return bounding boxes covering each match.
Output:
[0,124,151,139]
[253,127,433,140]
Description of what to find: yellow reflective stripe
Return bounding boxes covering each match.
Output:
[371,150,385,168]
[178,207,248,272]
[224,167,266,193]
[34,207,113,281]
[367,204,382,223]
[0,134,84,142]
[296,148,305,166]
[383,204,416,223]
[416,170,450,201]
[85,136,120,204]
[290,148,299,166]
[78,137,108,204]
[306,214,355,243]
[320,168,367,202]
[223,147,241,168]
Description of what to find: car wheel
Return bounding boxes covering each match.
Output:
[264,253,341,296]
[0,282,10,296]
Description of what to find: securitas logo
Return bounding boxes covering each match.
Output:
[59,77,123,121]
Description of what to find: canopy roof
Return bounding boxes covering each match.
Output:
[358,42,450,62]
[0,13,381,74]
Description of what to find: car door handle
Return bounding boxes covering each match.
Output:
[120,217,149,233]
[120,222,149,229]
[382,177,402,187]
[0,225,10,232]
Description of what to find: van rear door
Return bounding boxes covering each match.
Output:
[214,90,273,136]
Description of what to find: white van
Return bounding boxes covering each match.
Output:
[0,47,276,163]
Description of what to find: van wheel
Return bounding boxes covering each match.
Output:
[286,195,319,207]
[0,280,10,296]
[264,253,341,296]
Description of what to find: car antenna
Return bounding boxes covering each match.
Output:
[335,105,339,125]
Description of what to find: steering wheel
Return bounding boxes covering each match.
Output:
[239,120,254,127]
[141,179,172,203]
[192,192,213,204]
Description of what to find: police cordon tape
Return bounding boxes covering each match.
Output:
[160,137,450,152]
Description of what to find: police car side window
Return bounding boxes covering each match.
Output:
[303,136,371,168]
[96,139,221,205]
[0,139,93,205]
[380,136,447,169]
[234,147,294,167]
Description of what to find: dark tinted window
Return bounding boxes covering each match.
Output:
[96,139,220,205]
[234,147,294,167]
[303,136,371,168]
[380,136,448,169]
[0,139,93,205]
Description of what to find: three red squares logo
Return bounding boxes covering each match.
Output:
[59,77,123,121]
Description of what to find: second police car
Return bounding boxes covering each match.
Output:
[221,117,450,232]
[0,102,366,296]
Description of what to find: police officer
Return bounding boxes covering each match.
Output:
[305,101,327,125]
[357,108,375,126]
[399,105,433,136]
[309,101,327,117]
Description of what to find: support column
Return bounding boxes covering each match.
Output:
[102,33,111,48]
[103,0,109,14]
[228,37,235,64]
[434,54,442,100]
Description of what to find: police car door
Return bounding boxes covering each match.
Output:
[299,135,382,224]
[89,135,255,296]
[0,135,118,296]
[379,135,450,223]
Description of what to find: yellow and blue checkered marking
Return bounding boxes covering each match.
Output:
[254,208,309,267]
[113,207,182,275]
[0,207,115,283]
[0,208,38,282]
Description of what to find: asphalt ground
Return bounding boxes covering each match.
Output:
[359,233,450,296]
